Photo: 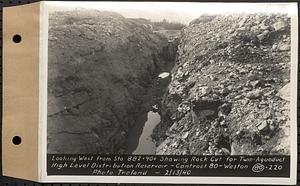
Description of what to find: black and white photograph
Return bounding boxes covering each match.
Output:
[47,1,294,156]
[42,1,297,184]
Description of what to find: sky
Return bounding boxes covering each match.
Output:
[46,1,295,24]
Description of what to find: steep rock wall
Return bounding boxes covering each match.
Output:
[47,10,170,154]
[155,14,291,155]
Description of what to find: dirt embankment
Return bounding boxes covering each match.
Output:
[47,10,173,154]
[154,14,291,155]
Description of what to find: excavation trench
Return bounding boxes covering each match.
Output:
[125,38,232,155]
[126,41,178,154]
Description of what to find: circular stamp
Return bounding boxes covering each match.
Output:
[252,163,265,173]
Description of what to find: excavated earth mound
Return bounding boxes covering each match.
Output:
[47,10,170,154]
[154,13,291,155]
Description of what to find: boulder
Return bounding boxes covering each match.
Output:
[245,89,263,99]
[277,83,290,101]
[273,21,288,31]
[277,43,290,51]
[257,30,269,41]
[257,120,269,131]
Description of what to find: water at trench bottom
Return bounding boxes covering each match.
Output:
[127,72,170,154]
[132,110,161,154]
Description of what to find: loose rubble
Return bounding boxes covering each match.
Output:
[154,13,291,155]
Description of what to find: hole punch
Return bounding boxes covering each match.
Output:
[12,34,22,43]
[12,136,22,145]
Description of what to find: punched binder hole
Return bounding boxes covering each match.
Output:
[12,34,22,43]
[12,136,22,145]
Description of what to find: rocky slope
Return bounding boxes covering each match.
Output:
[154,14,291,155]
[47,10,172,154]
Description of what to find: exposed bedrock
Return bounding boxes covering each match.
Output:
[47,10,177,154]
[154,14,291,155]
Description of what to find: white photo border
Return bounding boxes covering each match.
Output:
[39,1,298,184]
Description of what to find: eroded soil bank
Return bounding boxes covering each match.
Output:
[47,9,177,154]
